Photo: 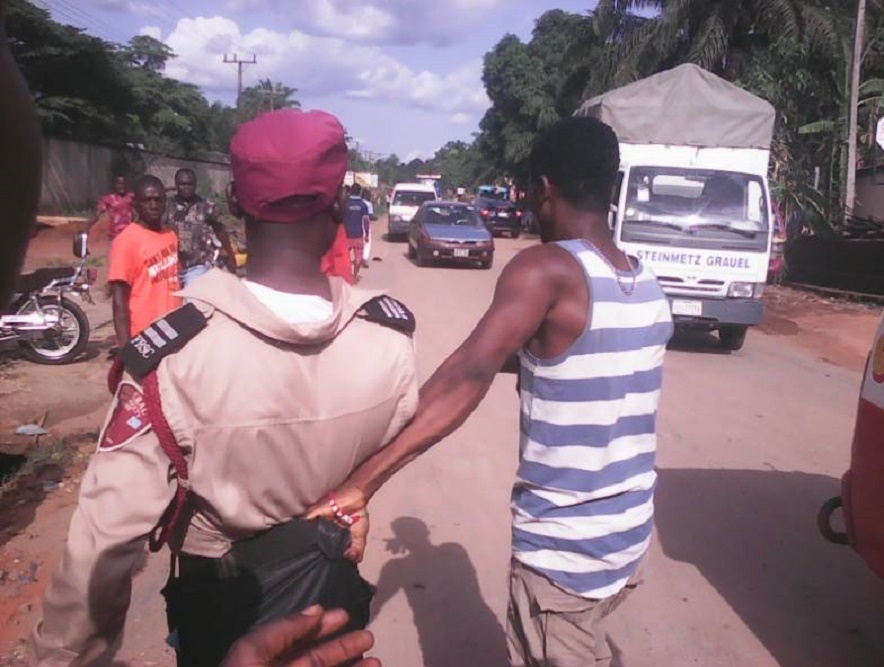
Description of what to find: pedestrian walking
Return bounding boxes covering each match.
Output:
[90,174,134,245]
[108,174,182,347]
[309,116,674,667]
[345,183,370,279]
[362,188,374,267]
[31,108,418,667]
[167,168,238,286]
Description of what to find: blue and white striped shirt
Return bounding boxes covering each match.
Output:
[512,239,673,600]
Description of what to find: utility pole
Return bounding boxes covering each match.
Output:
[223,53,257,110]
[846,0,867,220]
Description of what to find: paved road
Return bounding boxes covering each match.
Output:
[116,233,884,667]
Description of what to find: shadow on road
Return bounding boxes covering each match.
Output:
[666,328,732,355]
[656,468,884,666]
[374,517,507,667]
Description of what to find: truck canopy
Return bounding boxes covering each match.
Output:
[574,64,775,150]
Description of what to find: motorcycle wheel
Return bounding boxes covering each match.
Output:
[18,296,90,365]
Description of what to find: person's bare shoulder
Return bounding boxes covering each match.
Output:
[502,243,581,292]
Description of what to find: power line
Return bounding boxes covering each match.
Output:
[48,0,128,41]
[38,0,133,44]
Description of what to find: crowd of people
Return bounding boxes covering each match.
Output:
[2,3,673,665]
[88,168,380,351]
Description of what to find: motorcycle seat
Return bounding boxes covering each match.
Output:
[15,267,76,294]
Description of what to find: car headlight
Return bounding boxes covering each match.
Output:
[728,282,765,298]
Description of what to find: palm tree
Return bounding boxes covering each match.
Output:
[613,0,805,81]
[239,78,300,121]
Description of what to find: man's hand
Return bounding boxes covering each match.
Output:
[306,492,369,563]
[222,607,379,667]
[345,509,370,563]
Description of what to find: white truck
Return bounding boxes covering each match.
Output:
[575,64,776,351]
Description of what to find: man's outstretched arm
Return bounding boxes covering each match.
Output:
[309,247,558,517]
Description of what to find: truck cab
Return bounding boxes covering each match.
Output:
[576,63,777,351]
[614,145,773,351]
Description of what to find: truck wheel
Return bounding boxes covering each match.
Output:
[719,325,748,351]
[511,227,521,239]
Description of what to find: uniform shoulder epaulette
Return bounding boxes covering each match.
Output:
[359,295,416,335]
[120,302,209,379]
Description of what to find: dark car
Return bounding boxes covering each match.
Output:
[407,202,494,269]
[473,196,522,238]
[516,199,539,235]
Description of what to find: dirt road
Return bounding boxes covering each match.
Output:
[2,226,883,666]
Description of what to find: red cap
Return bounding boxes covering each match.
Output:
[230,109,347,223]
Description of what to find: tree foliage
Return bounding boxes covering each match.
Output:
[5,0,298,156]
[471,0,884,225]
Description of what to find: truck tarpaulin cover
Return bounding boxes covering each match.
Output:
[574,64,775,149]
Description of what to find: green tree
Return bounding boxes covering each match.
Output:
[123,34,174,72]
[6,0,134,140]
[478,10,587,183]
[239,78,300,121]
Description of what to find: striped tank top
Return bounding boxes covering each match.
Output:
[512,239,673,600]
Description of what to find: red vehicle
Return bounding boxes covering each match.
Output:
[819,312,884,577]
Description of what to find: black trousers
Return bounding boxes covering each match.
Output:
[163,518,374,667]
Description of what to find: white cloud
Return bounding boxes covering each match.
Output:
[404,149,432,162]
[139,26,162,40]
[160,16,489,115]
[451,112,472,124]
[226,0,508,46]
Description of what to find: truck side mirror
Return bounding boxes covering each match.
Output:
[73,231,89,258]
[608,205,618,231]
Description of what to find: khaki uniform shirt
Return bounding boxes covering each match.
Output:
[32,270,418,666]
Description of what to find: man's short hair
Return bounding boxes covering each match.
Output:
[175,168,196,183]
[133,174,165,197]
[350,183,362,197]
[528,117,620,213]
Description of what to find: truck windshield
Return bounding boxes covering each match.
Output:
[621,167,770,252]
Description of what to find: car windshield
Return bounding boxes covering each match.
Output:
[393,191,436,207]
[622,167,770,251]
[423,205,481,226]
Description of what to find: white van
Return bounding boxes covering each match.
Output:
[388,183,438,238]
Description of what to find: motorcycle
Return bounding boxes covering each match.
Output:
[0,232,95,364]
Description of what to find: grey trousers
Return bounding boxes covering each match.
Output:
[507,560,642,667]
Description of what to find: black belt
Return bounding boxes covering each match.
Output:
[178,517,351,580]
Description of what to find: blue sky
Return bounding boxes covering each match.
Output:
[40,0,601,160]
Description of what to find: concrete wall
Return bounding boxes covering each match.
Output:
[40,138,231,214]
[856,169,884,220]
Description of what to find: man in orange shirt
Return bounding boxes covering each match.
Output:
[108,175,182,346]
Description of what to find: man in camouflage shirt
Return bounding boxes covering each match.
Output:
[167,168,238,286]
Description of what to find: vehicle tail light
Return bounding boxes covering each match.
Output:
[481,209,491,217]
[516,210,523,217]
